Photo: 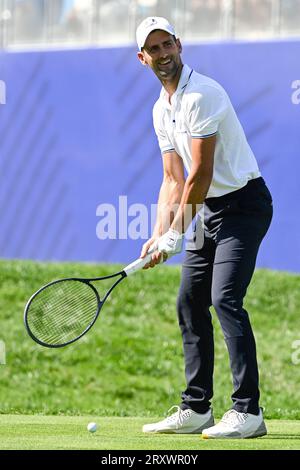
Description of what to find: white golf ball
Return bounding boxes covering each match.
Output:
[87,422,98,433]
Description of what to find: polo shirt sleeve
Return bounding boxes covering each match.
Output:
[153,102,175,154]
[188,86,228,138]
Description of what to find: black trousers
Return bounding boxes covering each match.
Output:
[177,177,273,415]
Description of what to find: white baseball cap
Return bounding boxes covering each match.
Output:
[136,17,176,50]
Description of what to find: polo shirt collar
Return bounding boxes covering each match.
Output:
[160,64,193,107]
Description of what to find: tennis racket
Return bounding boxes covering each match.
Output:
[24,247,158,348]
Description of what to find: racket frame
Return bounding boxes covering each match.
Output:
[24,245,158,348]
[24,271,126,348]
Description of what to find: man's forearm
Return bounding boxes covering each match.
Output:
[171,169,212,233]
[153,178,185,237]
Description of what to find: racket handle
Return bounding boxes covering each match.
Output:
[123,243,158,276]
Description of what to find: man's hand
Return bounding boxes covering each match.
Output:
[140,237,162,269]
[140,229,183,269]
[157,228,183,259]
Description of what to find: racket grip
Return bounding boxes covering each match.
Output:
[123,243,158,276]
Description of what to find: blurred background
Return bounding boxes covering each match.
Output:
[0,0,300,48]
[0,0,299,271]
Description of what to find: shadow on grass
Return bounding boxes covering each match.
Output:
[263,434,300,440]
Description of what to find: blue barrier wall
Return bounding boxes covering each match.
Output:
[0,40,299,271]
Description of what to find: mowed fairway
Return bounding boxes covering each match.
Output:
[1,260,300,452]
[0,415,299,450]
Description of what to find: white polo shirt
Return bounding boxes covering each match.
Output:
[153,64,261,198]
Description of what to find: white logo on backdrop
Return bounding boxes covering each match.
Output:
[291,80,300,105]
[0,80,6,105]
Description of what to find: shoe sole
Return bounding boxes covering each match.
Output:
[202,421,267,439]
[245,421,268,439]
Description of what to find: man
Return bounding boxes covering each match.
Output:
[136,17,273,438]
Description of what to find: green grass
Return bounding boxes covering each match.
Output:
[0,259,300,420]
[0,415,299,450]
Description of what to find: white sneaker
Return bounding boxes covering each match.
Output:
[142,406,214,434]
[202,408,267,439]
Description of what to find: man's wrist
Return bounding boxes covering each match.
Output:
[168,227,183,238]
[170,220,185,235]
[152,229,162,238]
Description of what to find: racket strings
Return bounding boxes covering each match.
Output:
[26,280,99,346]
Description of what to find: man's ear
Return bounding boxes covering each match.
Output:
[176,38,182,54]
[137,51,147,66]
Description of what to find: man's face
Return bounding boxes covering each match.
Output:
[138,30,182,82]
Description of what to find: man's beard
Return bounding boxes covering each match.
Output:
[156,58,180,80]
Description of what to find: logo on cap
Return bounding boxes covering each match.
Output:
[144,17,157,28]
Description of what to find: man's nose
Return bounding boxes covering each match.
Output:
[158,48,168,59]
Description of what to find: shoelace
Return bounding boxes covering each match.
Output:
[165,405,192,429]
[221,409,248,426]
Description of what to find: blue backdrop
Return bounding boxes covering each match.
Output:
[0,40,299,271]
